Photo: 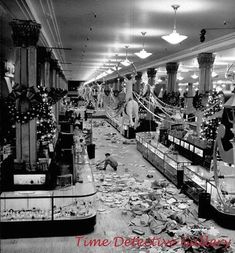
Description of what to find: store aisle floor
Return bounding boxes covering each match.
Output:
[1,119,235,253]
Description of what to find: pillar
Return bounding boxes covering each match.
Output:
[184,83,194,116]
[197,53,215,93]
[147,68,156,87]
[10,19,41,165]
[166,62,179,92]
[55,67,60,122]
[45,56,50,88]
[50,59,57,120]
[146,68,156,121]
[58,71,62,114]
[37,47,51,87]
[133,71,142,94]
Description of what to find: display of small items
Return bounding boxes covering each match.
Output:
[1,200,95,221]
[53,199,94,219]
[1,207,51,221]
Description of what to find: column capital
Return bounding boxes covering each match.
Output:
[147,68,156,78]
[166,62,179,74]
[135,71,142,81]
[10,19,41,47]
[197,53,215,69]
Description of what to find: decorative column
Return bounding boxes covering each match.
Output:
[50,59,57,121]
[146,68,156,120]
[166,62,179,92]
[58,70,62,114]
[197,53,215,93]
[147,68,156,87]
[37,47,51,87]
[10,20,41,165]
[133,72,142,94]
[55,65,60,122]
[184,83,195,118]
[44,52,51,88]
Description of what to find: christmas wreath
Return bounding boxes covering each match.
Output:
[5,83,42,124]
[162,91,180,106]
[5,84,67,124]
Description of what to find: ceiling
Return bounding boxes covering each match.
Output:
[1,0,235,82]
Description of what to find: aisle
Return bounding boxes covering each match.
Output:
[1,119,235,253]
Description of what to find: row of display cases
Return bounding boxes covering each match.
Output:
[166,134,212,170]
[136,133,191,189]
[136,132,235,228]
[136,133,212,200]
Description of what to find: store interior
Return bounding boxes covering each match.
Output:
[1,0,235,252]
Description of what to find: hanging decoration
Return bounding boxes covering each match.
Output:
[200,91,224,141]
[36,86,57,143]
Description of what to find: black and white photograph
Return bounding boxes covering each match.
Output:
[1,0,235,252]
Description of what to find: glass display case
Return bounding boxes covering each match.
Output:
[163,153,191,188]
[147,142,166,173]
[0,156,97,238]
[183,165,212,203]
[206,180,235,229]
[136,132,155,158]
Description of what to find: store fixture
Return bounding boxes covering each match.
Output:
[161,5,188,45]
[209,95,235,228]
[183,165,212,203]
[136,132,191,188]
[0,182,96,238]
[0,126,97,238]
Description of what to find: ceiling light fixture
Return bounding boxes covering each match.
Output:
[191,73,198,79]
[106,68,114,74]
[121,46,132,66]
[212,71,218,78]
[177,74,184,81]
[161,5,188,45]
[112,66,122,71]
[135,32,152,59]
[112,54,122,71]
